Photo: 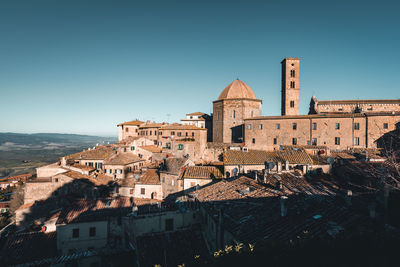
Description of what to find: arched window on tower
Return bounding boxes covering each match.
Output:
[290,81,295,88]
[290,69,295,78]
[233,110,236,119]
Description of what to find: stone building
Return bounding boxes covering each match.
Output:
[225,57,400,151]
[309,96,400,114]
[158,124,207,160]
[281,57,300,116]
[117,120,143,141]
[212,79,262,143]
[244,112,400,151]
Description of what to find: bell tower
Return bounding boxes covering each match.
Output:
[281,57,300,116]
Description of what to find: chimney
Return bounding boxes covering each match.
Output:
[61,157,67,167]
[280,196,288,217]
[302,165,307,174]
[285,161,289,171]
[345,190,352,206]
[276,161,282,173]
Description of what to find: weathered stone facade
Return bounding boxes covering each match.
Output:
[213,97,262,143]
[244,113,400,150]
[281,57,300,116]
[309,96,400,114]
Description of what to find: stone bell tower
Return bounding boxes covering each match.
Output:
[281,57,300,116]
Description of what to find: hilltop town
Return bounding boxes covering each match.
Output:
[1,58,400,266]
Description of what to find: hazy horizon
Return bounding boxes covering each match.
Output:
[1,0,399,135]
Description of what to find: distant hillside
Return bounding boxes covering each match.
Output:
[0,133,117,178]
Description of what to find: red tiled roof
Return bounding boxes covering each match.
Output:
[218,79,258,100]
[186,112,205,116]
[117,120,144,126]
[136,169,160,185]
[160,124,206,130]
[104,153,144,165]
[183,166,223,179]
[56,197,133,224]
[65,146,114,160]
[139,145,162,153]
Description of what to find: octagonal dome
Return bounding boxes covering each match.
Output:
[218,79,257,100]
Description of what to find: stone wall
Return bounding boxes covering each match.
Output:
[244,114,400,151]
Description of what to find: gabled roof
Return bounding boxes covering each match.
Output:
[139,145,163,153]
[161,158,188,175]
[186,112,205,116]
[223,148,313,165]
[56,197,133,225]
[159,124,206,130]
[136,169,160,185]
[104,153,144,165]
[217,79,258,100]
[117,120,144,126]
[65,146,114,161]
[224,150,276,165]
[183,166,223,179]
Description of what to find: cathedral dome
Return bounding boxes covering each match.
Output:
[218,79,257,100]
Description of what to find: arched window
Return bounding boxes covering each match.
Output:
[290,69,295,77]
[290,81,295,88]
[233,110,236,119]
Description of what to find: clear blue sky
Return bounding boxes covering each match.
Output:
[0,0,399,136]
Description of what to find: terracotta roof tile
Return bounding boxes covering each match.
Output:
[117,120,144,126]
[56,197,133,224]
[136,169,160,185]
[186,112,205,116]
[139,145,162,153]
[183,166,223,179]
[65,146,114,161]
[218,79,258,100]
[159,124,206,130]
[104,153,144,165]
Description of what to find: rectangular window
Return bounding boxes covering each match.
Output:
[192,132,195,137]
[292,123,297,130]
[354,123,360,130]
[177,132,182,137]
[273,138,277,145]
[335,137,341,145]
[171,131,175,136]
[217,112,219,120]
[292,138,297,145]
[140,188,145,195]
[259,124,263,130]
[354,137,360,146]
[335,123,340,130]
[130,189,134,195]
[171,180,175,186]
[383,123,388,129]
[290,101,295,108]
[312,138,317,146]
[247,124,252,130]
[290,81,295,88]
[89,227,96,237]
[312,122,317,130]
[276,124,280,130]
[72,228,79,238]
[233,110,236,119]
[252,138,255,144]
[150,131,152,136]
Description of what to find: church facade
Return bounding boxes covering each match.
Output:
[213,58,400,151]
